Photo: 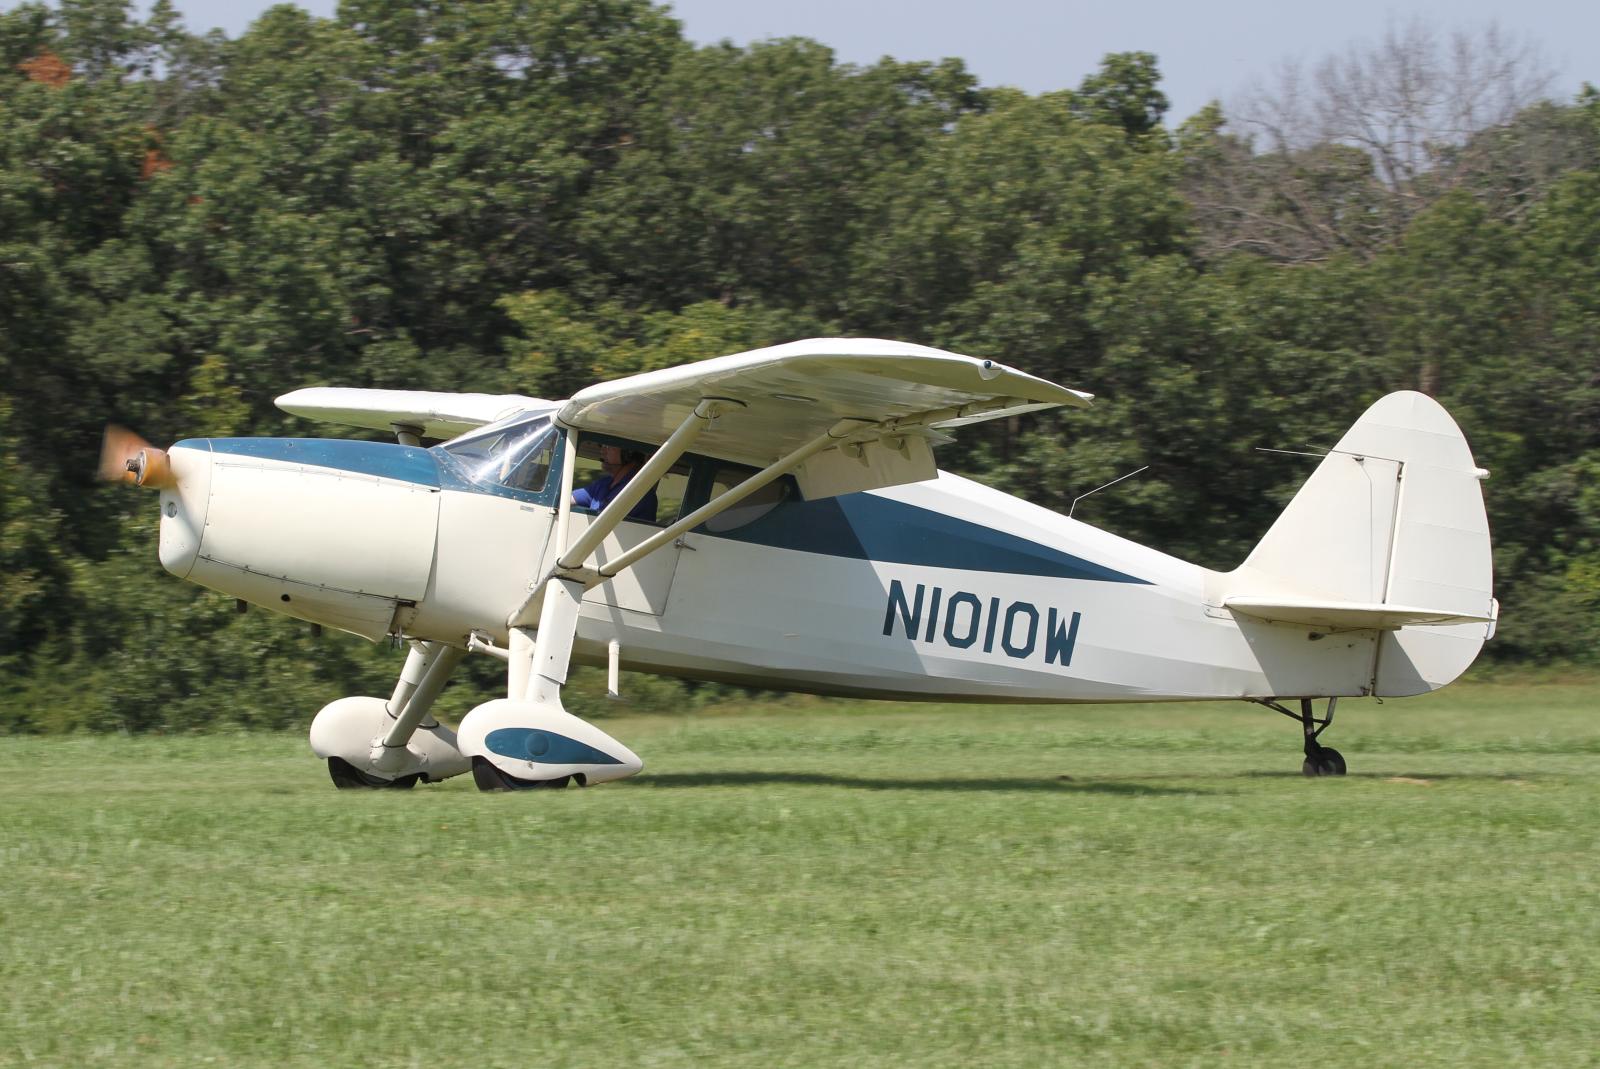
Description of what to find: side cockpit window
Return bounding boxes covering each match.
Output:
[441,412,559,496]
[571,434,692,526]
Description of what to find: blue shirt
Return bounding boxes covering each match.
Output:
[573,471,658,523]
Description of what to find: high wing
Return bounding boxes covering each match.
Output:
[274,340,1087,498]
[276,387,552,440]
[557,338,1090,497]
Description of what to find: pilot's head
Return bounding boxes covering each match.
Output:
[599,445,644,473]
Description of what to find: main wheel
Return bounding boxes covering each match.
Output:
[471,756,571,792]
[328,757,420,790]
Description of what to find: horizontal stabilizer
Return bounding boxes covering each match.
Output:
[1223,595,1497,631]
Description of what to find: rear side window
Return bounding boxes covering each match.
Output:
[702,464,795,533]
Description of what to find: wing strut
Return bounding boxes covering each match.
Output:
[498,402,906,707]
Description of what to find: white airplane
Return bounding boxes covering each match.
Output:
[106,339,1497,789]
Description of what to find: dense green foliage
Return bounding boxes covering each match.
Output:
[2,1,1598,731]
[3,684,1599,1064]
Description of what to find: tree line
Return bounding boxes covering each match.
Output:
[2,1,1597,732]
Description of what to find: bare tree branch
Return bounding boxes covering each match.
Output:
[1183,19,1574,263]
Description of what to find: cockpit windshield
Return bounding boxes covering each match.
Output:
[440,410,559,494]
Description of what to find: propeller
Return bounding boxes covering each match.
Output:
[99,424,175,490]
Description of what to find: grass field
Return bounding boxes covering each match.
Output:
[3,677,1598,1067]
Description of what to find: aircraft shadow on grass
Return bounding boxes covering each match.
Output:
[625,771,1217,796]
[626,768,1557,794]
[1238,770,1549,783]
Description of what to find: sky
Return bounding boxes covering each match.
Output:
[126,0,1600,123]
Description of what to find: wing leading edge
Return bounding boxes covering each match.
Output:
[276,388,551,440]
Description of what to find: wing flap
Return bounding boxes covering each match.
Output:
[276,388,551,440]
[1224,595,1497,631]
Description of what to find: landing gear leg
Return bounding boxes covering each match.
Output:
[1258,697,1347,777]
[456,581,643,790]
[309,641,473,788]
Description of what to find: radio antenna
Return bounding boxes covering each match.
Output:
[1069,465,1149,519]
[1254,447,1328,459]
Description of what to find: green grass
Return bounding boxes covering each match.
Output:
[3,680,1598,1067]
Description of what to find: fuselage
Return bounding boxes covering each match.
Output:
[156,430,1383,705]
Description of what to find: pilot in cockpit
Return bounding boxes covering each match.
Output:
[572,444,657,523]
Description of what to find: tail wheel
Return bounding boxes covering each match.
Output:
[1301,747,1347,777]
[1258,698,1350,778]
[470,756,571,792]
[327,757,420,790]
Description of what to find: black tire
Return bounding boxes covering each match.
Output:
[1300,748,1348,778]
[1320,747,1348,776]
[470,756,570,792]
[327,757,420,790]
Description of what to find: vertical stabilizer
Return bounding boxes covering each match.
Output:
[1220,392,1495,696]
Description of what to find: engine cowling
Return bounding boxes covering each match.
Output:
[160,438,442,640]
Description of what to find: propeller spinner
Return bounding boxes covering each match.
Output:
[99,424,175,490]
